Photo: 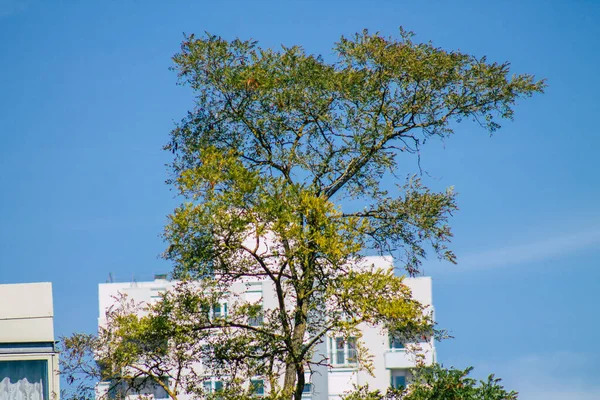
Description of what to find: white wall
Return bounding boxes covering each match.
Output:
[0,282,54,343]
[96,262,435,399]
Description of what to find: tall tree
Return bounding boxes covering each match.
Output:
[60,28,544,400]
[159,28,544,399]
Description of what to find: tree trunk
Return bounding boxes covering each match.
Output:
[283,320,307,399]
[283,362,296,399]
[294,363,305,400]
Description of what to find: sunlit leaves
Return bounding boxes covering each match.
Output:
[161,27,543,398]
[342,364,518,400]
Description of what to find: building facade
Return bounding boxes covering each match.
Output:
[97,257,435,399]
[0,282,60,400]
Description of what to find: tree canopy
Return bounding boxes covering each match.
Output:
[162,28,543,398]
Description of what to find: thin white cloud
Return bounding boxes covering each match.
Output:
[455,228,600,269]
[476,352,600,400]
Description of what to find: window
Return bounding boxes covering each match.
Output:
[391,375,406,389]
[335,337,345,364]
[347,337,357,363]
[0,360,49,400]
[203,379,223,393]
[389,336,404,350]
[248,308,263,326]
[246,289,263,326]
[109,377,170,400]
[213,302,228,319]
[250,379,264,396]
[302,383,312,395]
[200,345,213,367]
[330,337,358,366]
[201,302,228,321]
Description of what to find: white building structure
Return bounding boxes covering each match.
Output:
[0,282,60,400]
[97,257,434,399]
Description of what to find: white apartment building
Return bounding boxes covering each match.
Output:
[97,257,435,400]
[0,282,60,400]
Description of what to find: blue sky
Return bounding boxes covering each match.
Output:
[1,0,599,398]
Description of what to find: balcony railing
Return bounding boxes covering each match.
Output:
[384,348,434,369]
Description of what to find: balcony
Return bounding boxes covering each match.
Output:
[384,349,434,369]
